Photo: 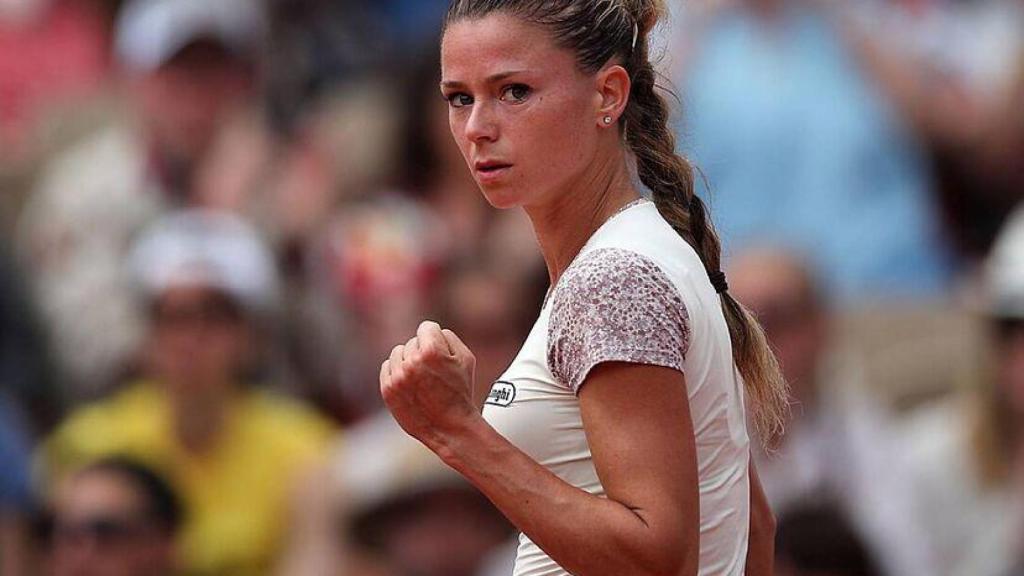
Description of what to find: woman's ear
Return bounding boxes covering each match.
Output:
[594,64,632,128]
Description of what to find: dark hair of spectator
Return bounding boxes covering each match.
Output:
[775,503,883,576]
[79,457,183,534]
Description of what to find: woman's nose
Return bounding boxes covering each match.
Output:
[464,101,499,143]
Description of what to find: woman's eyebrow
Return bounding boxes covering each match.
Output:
[441,69,529,90]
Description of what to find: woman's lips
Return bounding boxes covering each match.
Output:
[474,161,513,183]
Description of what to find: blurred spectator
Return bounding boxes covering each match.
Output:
[0,244,59,433]
[827,0,1024,259]
[728,247,930,576]
[371,0,448,52]
[262,0,393,133]
[252,83,400,251]
[672,0,954,301]
[298,194,447,421]
[42,210,335,576]
[0,245,56,575]
[775,502,883,576]
[15,0,267,400]
[901,204,1024,576]
[0,0,110,166]
[279,411,513,576]
[46,457,181,576]
[342,413,512,576]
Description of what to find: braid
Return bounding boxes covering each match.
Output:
[622,3,789,445]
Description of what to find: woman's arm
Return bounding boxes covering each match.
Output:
[745,461,776,576]
[382,321,699,576]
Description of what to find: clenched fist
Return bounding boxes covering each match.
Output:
[380,320,480,449]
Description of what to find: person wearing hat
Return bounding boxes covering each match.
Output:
[899,205,1024,576]
[16,0,266,400]
[300,410,513,576]
[42,210,335,576]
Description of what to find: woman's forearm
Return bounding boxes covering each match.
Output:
[745,461,776,576]
[433,417,691,576]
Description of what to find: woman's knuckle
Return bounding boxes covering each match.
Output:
[419,344,439,362]
[391,366,407,384]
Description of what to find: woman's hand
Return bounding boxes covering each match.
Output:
[380,321,480,450]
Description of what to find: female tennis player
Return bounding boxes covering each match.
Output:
[380,1,788,574]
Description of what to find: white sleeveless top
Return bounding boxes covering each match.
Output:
[483,199,751,576]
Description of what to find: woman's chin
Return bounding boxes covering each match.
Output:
[478,185,524,210]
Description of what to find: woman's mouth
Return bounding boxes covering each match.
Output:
[474,161,513,183]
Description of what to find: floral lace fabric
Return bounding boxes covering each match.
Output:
[547,247,691,393]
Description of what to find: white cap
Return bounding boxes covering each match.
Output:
[129,209,279,315]
[115,0,264,72]
[987,205,1024,319]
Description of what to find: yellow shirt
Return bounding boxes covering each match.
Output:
[45,381,336,576]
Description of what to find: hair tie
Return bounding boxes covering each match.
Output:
[709,270,729,294]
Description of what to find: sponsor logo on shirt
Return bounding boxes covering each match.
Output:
[485,380,516,407]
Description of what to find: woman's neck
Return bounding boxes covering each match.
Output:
[525,154,639,287]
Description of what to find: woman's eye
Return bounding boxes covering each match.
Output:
[500,84,531,103]
[446,93,474,108]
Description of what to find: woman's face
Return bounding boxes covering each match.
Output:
[441,13,603,210]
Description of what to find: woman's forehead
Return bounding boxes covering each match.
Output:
[441,14,574,83]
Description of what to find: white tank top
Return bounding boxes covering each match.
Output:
[483,199,751,576]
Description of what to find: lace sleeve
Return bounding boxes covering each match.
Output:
[547,248,691,393]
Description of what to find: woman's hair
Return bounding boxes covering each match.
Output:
[444,0,789,444]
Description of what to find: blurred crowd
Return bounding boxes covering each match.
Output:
[0,0,1021,575]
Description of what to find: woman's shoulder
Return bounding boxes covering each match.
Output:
[583,200,704,284]
[547,247,692,392]
[555,246,680,306]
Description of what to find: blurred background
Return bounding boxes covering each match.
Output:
[0,0,1021,575]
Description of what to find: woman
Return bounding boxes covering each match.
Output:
[379,1,787,575]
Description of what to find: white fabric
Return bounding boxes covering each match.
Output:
[901,399,1023,576]
[15,125,161,396]
[483,201,751,576]
[754,354,936,576]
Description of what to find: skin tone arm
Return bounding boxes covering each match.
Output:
[745,461,776,576]
[273,462,345,576]
[382,321,699,576]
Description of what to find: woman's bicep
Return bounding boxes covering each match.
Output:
[578,362,699,552]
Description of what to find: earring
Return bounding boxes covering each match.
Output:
[603,115,613,125]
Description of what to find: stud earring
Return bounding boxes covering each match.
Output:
[603,115,613,125]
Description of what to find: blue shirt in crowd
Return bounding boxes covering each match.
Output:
[677,7,954,301]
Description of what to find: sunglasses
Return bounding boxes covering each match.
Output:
[52,515,160,547]
[151,294,244,328]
